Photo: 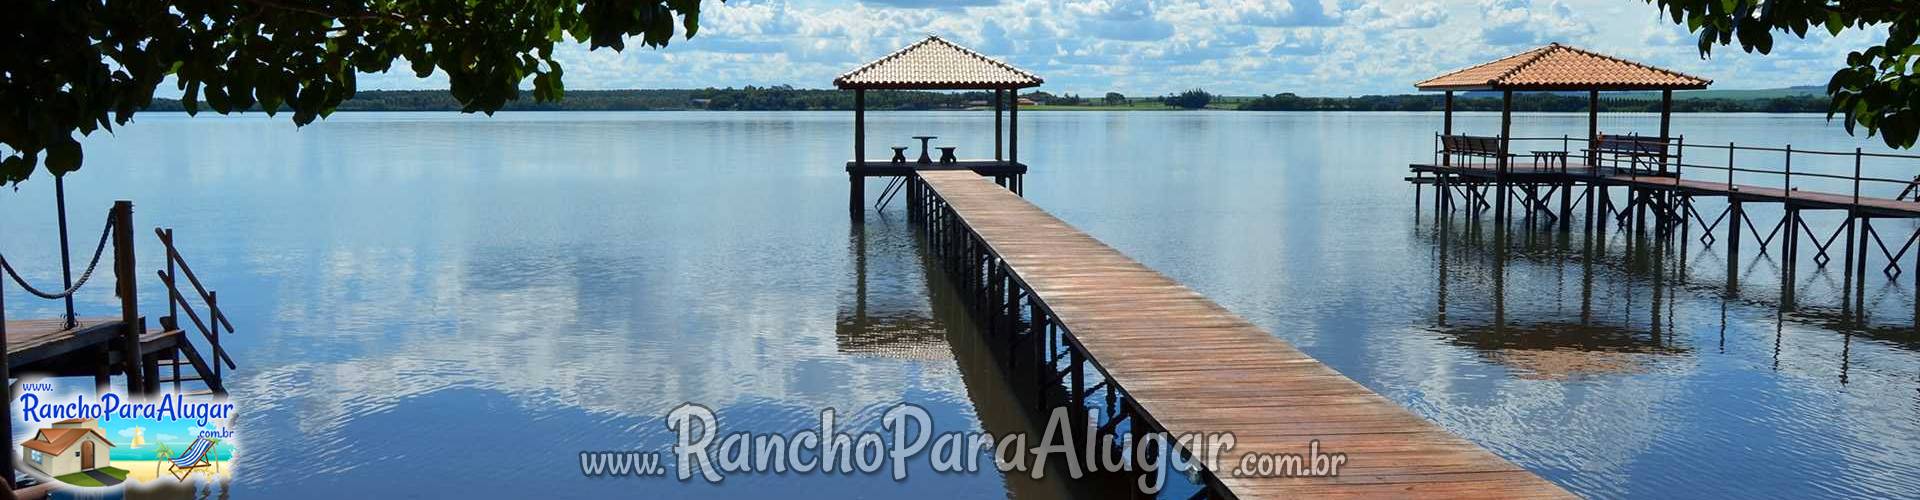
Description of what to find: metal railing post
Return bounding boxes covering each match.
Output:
[1784,145,1793,199]
[1675,136,1685,178]
[1853,148,1863,206]
[1727,142,1735,190]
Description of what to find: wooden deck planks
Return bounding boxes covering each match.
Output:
[4,317,126,368]
[916,170,1572,499]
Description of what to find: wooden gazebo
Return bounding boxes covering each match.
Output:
[835,35,1042,219]
[1412,43,1711,226]
[1416,43,1711,172]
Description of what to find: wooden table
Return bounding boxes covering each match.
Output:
[912,136,937,164]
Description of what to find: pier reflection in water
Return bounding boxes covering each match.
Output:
[840,218,1205,500]
[1425,207,1920,383]
[1419,203,1920,495]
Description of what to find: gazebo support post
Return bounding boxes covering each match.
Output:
[1659,89,1673,175]
[1010,92,1019,165]
[851,89,866,219]
[1442,91,1453,167]
[995,89,1005,161]
[1010,91,1021,196]
[1496,90,1512,225]
[1587,90,1599,169]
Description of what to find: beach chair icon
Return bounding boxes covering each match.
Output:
[164,437,220,480]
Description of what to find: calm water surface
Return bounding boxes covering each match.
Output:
[2,111,1917,498]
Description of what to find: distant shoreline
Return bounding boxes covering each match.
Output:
[142,87,1832,114]
[131,108,1834,114]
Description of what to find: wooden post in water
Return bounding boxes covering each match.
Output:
[1728,200,1742,290]
[112,200,146,395]
[0,245,11,489]
[1783,208,1799,306]
[1583,184,1595,232]
[1857,217,1871,318]
[1854,149,1869,317]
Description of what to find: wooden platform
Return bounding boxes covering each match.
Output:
[1411,161,1920,217]
[848,159,1026,177]
[916,170,1572,499]
[5,317,128,369]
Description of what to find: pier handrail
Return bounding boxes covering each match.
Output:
[1429,131,1920,205]
[1660,142,1920,204]
[0,201,151,394]
[0,209,116,301]
[154,227,237,373]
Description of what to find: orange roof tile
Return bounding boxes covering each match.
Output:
[1416,43,1710,91]
[835,36,1042,90]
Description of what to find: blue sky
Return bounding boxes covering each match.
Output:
[354,0,1885,96]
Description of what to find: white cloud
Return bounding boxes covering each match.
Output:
[1477,0,1590,46]
[337,0,1875,97]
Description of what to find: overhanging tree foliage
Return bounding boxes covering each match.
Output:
[0,0,712,185]
[1648,0,1917,147]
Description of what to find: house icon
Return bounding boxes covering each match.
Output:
[20,418,115,478]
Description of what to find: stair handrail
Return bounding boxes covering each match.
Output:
[153,228,236,374]
[155,228,234,333]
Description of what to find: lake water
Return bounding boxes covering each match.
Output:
[3,111,1918,498]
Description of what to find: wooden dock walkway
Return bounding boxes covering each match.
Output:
[913,170,1571,499]
[5,318,127,369]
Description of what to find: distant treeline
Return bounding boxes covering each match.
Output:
[143,86,1835,113]
[145,86,988,112]
[1237,92,1830,113]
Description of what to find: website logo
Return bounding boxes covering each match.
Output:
[14,385,236,490]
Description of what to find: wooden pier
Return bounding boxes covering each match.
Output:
[910,170,1571,499]
[1403,44,1920,320]
[1411,141,1920,318]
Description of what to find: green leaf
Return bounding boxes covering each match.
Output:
[206,86,232,114]
[183,80,201,116]
[44,137,82,175]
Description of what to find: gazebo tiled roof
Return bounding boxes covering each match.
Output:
[1416,43,1710,91]
[834,36,1043,90]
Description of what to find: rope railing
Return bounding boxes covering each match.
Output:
[0,211,115,300]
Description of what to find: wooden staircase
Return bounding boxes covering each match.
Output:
[146,327,226,396]
[147,228,236,396]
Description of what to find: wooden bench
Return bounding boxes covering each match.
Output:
[1439,134,1516,168]
[1585,134,1680,176]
